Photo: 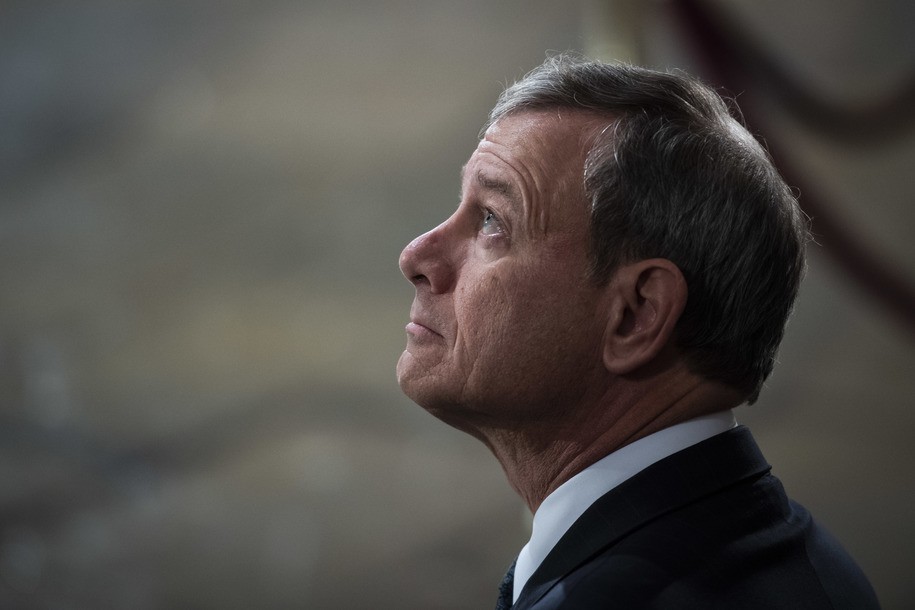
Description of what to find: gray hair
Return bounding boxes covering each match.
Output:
[488,55,809,404]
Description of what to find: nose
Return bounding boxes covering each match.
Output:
[398,221,456,294]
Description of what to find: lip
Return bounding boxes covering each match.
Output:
[406,319,443,339]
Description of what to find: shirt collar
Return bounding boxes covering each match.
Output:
[513,410,738,602]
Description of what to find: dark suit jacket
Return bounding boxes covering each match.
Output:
[511,427,880,609]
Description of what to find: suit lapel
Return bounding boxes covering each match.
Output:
[512,426,770,609]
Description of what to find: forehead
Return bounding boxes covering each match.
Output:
[468,110,606,182]
[480,110,598,164]
[462,110,607,223]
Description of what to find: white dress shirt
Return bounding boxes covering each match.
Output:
[512,410,738,602]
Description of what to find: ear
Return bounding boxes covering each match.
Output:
[602,258,688,375]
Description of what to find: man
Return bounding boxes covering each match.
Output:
[396,56,879,609]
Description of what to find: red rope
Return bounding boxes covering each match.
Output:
[670,0,915,336]
[672,0,915,145]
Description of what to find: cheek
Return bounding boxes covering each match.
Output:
[475,263,600,350]
[453,268,556,364]
[453,274,513,351]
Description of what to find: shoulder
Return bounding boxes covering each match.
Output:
[527,475,880,609]
[516,430,879,609]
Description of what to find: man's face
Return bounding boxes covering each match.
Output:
[396,111,609,430]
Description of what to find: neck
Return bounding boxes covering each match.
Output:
[476,369,744,513]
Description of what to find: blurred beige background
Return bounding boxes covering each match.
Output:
[1,1,913,608]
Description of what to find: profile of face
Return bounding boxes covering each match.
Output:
[396,111,612,432]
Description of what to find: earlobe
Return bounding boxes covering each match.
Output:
[602,259,687,375]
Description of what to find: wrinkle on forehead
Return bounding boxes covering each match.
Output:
[484,110,612,237]
[550,113,619,230]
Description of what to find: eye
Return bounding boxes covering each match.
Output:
[481,210,504,236]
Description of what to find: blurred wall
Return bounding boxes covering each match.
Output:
[0,1,912,608]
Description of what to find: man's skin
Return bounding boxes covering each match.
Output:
[396,110,743,513]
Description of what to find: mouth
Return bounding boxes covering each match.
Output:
[406,299,446,339]
[406,320,443,339]
[406,302,445,339]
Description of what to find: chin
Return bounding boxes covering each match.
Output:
[395,350,417,390]
[397,374,443,411]
[396,351,432,401]
[397,354,456,410]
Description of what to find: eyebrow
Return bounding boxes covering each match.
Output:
[460,167,522,211]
